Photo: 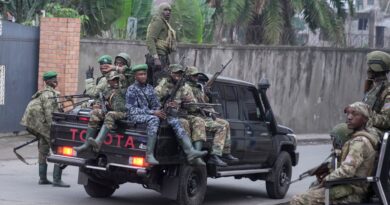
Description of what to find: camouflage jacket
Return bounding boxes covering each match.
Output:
[154,77,196,108]
[85,76,107,98]
[20,86,60,137]
[126,81,161,116]
[365,81,390,130]
[187,82,214,114]
[146,16,176,56]
[103,86,126,113]
[325,129,379,193]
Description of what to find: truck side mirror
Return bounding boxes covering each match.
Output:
[258,78,270,92]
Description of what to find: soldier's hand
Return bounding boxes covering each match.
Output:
[154,110,166,119]
[167,101,179,108]
[154,58,162,69]
[86,66,94,79]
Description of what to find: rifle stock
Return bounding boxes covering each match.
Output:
[99,92,108,114]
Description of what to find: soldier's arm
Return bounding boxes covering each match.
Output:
[146,18,164,56]
[325,138,365,181]
[85,77,106,98]
[370,95,390,129]
[40,91,58,126]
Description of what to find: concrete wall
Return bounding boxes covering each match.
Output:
[79,38,384,133]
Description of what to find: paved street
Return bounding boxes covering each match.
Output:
[0,135,331,205]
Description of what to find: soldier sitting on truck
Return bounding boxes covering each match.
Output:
[185,66,238,166]
[126,64,207,165]
[155,64,207,166]
[85,55,113,98]
[74,71,127,153]
[113,52,134,88]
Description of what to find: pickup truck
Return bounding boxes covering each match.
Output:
[48,77,299,205]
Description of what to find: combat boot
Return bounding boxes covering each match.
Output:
[52,164,70,188]
[191,141,206,166]
[73,127,97,153]
[208,155,228,167]
[38,163,52,185]
[222,153,239,163]
[88,125,110,153]
[178,136,208,163]
[146,134,159,165]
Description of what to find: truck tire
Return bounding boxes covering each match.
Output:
[176,165,207,205]
[84,179,116,198]
[266,151,292,199]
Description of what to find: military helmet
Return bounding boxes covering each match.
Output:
[115,52,131,67]
[169,64,184,73]
[366,51,390,72]
[330,123,353,148]
[187,66,201,76]
[107,70,120,80]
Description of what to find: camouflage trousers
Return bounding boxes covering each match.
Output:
[180,115,206,142]
[89,108,127,130]
[204,117,227,156]
[129,114,160,138]
[26,127,50,164]
[290,184,364,205]
[167,116,191,140]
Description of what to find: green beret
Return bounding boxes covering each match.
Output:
[132,64,148,73]
[43,71,57,80]
[169,64,184,73]
[98,55,112,65]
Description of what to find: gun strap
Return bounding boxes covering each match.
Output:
[139,87,152,109]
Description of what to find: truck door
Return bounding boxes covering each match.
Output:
[237,86,273,164]
[211,83,246,160]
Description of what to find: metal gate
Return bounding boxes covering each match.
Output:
[0,20,39,134]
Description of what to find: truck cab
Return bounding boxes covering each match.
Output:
[48,76,299,205]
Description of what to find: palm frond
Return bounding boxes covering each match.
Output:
[263,0,284,44]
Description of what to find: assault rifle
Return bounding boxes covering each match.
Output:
[205,58,232,90]
[99,92,108,114]
[14,137,39,165]
[49,94,90,100]
[289,160,330,185]
[183,102,221,119]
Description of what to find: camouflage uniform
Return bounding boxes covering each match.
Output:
[155,77,207,142]
[21,85,59,164]
[145,3,176,85]
[291,102,379,205]
[363,51,390,131]
[85,55,112,98]
[114,52,134,88]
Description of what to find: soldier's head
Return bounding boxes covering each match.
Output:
[366,51,390,81]
[115,52,131,68]
[187,66,200,82]
[107,71,120,89]
[132,64,148,85]
[330,123,353,149]
[98,55,113,75]
[158,3,171,20]
[43,71,58,88]
[169,64,184,83]
[344,102,371,131]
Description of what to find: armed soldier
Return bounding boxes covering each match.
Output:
[184,66,238,166]
[113,52,134,88]
[85,55,113,98]
[145,2,176,86]
[126,64,207,165]
[363,51,390,131]
[291,102,379,205]
[74,71,127,153]
[20,71,70,187]
[155,64,207,165]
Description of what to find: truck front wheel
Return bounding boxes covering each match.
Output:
[84,179,116,198]
[177,165,207,205]
[266,151,292,199]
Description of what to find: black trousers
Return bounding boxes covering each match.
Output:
[145,53,170,87]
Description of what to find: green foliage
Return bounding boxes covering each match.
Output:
[200,0,215,43]
[171,0,204,43]
[44,3,88,23]
[131,0,152,40]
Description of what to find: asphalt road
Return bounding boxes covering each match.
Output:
[0,135,331,205]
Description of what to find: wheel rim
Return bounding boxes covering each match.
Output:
[279,164,290,187]
[187,171,200,197]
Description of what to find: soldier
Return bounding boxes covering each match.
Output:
[20,71,70,187]
[145,2,176,86]
[113,52,134,88]
[74,71,127,153]
[185,66,238,166]
[363,51,390,131]
[155,64,207,165]
[85,55,113,98]
[126,64,207,165]
[291,102,379,205]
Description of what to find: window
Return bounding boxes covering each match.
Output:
[221,85,239,119]
[356,0,364,10]
[367,0,374,5]
[358,18,368,30]
[237,86,262,121]
[210,84,226,117]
